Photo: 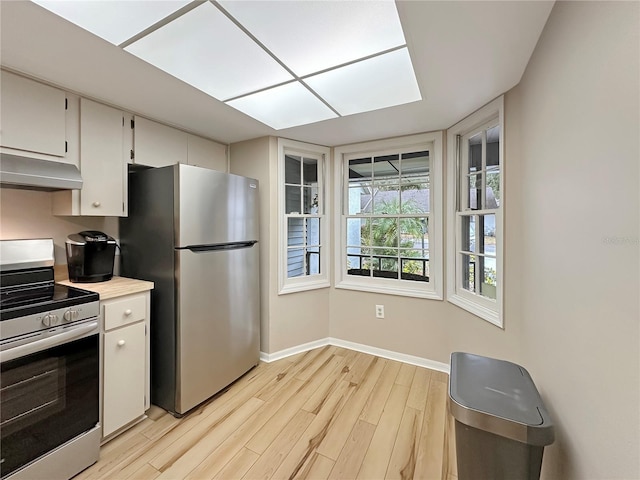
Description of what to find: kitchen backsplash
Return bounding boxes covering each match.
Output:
[0,187,119,265]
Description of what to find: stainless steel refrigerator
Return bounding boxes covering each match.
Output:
[120,164,260,416]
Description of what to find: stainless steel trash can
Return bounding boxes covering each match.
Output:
[449,352,555,480]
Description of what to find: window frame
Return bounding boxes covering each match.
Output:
[278,138,331,295]
[446,96,504,327]
[334,132,443,300]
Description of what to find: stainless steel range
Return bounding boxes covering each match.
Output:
[0,239,101,480]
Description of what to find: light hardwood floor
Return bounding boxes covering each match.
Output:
[76,346,457,480]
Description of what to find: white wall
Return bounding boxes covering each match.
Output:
[0,187,118,264]
[230,137,330,354]
[233,3,639,478]
[514,2,639,478]
[229,137,273,353]
[328,92,525,365]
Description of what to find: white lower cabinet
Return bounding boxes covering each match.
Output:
[103,323,145,437]
[101,291,150,439]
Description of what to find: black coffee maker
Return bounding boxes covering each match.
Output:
[65,230,116,283]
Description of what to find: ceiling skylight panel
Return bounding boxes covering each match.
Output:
[124,2,293,101]
[305,48,422,117]
[227,82,337,130]
[217,0,407,77]
[31,0,192,46]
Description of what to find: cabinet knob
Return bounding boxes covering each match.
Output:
[117,340,126,347]
[92,201,101,207]
[124,309,132,316]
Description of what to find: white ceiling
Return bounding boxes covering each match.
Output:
[0,1,554,147]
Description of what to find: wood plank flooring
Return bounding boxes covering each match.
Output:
[75,346,457,480]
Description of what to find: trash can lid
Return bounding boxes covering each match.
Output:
[448,352,554,446]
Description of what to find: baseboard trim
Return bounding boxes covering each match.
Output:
[260,337,450,374]
[329,338,450,374]
[260,338,330,363]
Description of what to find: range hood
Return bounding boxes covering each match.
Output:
[0,153,83,190]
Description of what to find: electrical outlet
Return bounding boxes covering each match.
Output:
[375,304,385,319]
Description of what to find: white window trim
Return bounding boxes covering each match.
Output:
[446,96,504,327]
[278,138,331,295]
[334,132,444,300]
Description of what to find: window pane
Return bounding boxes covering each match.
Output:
[306,246,320,275]
[303,186,318,214]
[468,174,482,210]
[486,170,500,208]
[372,185,400,214]
[307,217,320,246]
[285,185,301,213]
[400,249,429,282]
[371,248,398,278]
[348,185,370,215]
[287,248,305,278]
[348,157,372,181]
[303,157,318,185]
[461,215,475,252]
[346,218,368,247]
[468,133,482,173]
[285,154,301,184]
[347,252,371,277]
[481,214,495,255]
[371,217,398,248]
[400,184,428,214]
[480,256,497,299]
[399,217,428,250]
[461,253,475,292]
[486,125,500,167]
[373,154,399,181]
[401,150,429,160]
[287,218,304,246]
[401,151,429,178]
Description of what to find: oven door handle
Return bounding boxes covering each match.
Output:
[0,321,99,363]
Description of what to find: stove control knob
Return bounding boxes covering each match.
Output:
[63,309,79,322]
[42,313,59,327]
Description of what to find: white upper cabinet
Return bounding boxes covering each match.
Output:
[79,98,126,216]
[132,116,188,167]
[0,70,67,157]
[53,98,127,216]
[187,134,227,171]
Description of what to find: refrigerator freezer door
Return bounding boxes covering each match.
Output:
[176,164,259,247]
[174,243,260,414]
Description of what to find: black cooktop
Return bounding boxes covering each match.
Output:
[0,267,98,321]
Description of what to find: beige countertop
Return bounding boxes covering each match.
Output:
[57,273,154,300]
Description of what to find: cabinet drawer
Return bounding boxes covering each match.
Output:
[103,294,146,330]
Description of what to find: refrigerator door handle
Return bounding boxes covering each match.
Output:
[180,241,258,252]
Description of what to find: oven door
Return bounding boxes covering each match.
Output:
[0,320,99,479]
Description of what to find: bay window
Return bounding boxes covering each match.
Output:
[334,132,443,299]
[447,97,504,326]
[278,138,330,294]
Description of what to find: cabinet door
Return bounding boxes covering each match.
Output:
[79,98,126,216]
[0,71,66,156]
[187,134,227,171]
[133,116,187,167]
[103,322,146,437]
